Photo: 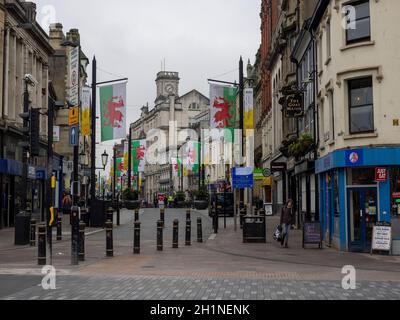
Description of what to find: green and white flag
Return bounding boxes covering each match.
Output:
[187,141,200,173]
[131,140,146,174]
[100,83,127,142]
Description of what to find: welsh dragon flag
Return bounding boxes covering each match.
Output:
[100,83,127,142]
[187,141,200,173]
[131,140,146,174]
[172,157,181,177]
[210,84,237,142]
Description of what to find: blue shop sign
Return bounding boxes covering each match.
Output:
[345,149,364,166]
[232,167,254,189]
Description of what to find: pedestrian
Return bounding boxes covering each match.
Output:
[62,191,72,218]
[280,199,295,248]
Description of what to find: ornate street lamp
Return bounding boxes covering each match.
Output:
[101,150,109,170]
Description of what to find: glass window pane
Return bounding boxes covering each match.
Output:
[347,17,370,42]
[351,86,373,106]
[355,1,370,20]
[350,104,374,133]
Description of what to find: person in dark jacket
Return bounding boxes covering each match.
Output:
[280,199,295,248]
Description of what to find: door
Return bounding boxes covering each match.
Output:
[347,188,378,252]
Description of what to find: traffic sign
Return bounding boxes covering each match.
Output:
[232,167,254,189]
[68,107,79,126]
[263,168,271,177]
[69,125,78,146]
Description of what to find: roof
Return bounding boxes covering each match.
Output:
[179,89,209,102]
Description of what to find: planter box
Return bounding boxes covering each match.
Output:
[125,200,141,210]
[194,200,208,210]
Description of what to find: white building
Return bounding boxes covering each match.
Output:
[130,71,209,203]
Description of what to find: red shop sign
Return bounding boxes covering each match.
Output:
[375,168,388,182]
[392,192,400,199]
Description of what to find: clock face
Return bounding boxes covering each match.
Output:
[165,84,174,94]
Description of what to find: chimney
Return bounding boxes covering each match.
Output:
[66,29,81,45]
[49,23,65,50]
[22,2,37,23]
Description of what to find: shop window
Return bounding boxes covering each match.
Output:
[345,0,371,44]
[346,168,376,185]
[391,168,400,238]
[348,77,374,134]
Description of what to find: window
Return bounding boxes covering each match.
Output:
[348,77,374,134]
[346,0,371,44]
[326,19,331,59]
[329,91,335,140]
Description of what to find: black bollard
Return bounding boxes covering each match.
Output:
[134,208,139,222]
[71,206,79,266]
[185,219,191,246]
[160,208,165,228]
[197,217,203,243]
[106,220,113,257]
[80,208,87,226]
[107,208,114,225]
[56,213,62,241]
[157,220,163,251]
[30,219,36,247]
[186,209,191,221]
[173,219,179,249]
[116,195,120,226]
[78,222,85,261]
[134,221,141,254]
[37,223,46,266]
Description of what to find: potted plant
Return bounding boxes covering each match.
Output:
[288,134,315,160]
[122,188,141,210]
[194,186,209,210]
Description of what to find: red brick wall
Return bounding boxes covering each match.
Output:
[260,0,280,115]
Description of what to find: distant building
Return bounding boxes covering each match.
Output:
[130,71,209,203]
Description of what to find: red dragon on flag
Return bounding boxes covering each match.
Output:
[213,97,235,129]
[136,145,145,161]
[102,96,125,128]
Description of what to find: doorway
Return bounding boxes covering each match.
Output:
[347,187,378,252]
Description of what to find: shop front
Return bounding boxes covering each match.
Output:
[316,147,399,252]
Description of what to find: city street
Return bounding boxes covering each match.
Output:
[0,209,399,300]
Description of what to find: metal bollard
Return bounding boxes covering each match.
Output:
[37,223,46,266]
[71,206,80,265]
[213,210,219,234]
[160,208,165,227]
[186,209,191,221]
[116,196,120,226]
[134,221,141,254]
[79,222,85,261]
[185,219,191,246]
[197,217,203,243]
[107,208,114,225]
[173,219,179,249]
[30,219,36,247]
[106,220,113,257]
[134,208,140,222]
[157,220,163,251]
[56,213,62,241]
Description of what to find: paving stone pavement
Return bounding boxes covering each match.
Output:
[2,275,400,300]
[1,208,400,300]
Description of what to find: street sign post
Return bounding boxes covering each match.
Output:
[69,125,78,146]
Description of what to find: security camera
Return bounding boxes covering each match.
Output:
[24,74,38,86]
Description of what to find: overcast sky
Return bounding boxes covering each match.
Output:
[33,0,261,175]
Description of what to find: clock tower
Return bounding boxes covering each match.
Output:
[155,71,180,102]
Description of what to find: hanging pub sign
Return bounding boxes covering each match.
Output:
[284,93,304,118]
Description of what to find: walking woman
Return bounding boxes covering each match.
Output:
[280,199,295,248]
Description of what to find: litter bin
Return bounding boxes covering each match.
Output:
[15,211,32,245]
[243,215,266,243]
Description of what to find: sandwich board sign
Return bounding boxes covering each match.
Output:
[372,222,392,253]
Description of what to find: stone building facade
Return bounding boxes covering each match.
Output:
[130,71,209,204]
